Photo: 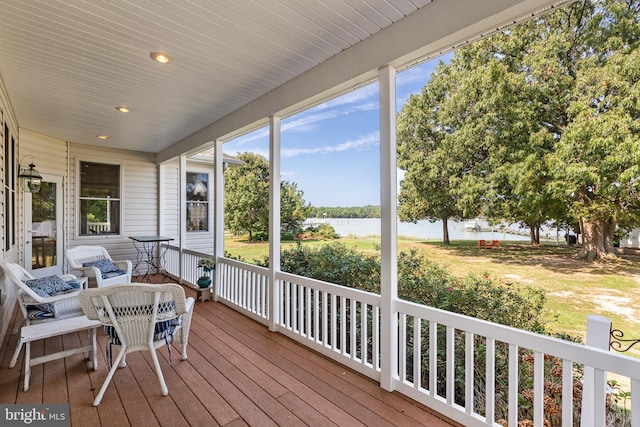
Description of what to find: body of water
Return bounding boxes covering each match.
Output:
[304,218,561,242]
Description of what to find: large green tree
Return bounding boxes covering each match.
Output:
[397,60,470,244]
[224,152,269,240]
[280,180,312,233]
[224,152,311,240]
[398,0,640,257]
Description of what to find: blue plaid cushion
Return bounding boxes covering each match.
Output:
[103,304,180,369]
[83,259,126,279]
[25,275,79,317]
[25,275,76,298]
[27,308,56,320]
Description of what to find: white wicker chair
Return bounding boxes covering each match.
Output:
[1,262,86,368]
[79,283,194,406]
[65,245,132,287]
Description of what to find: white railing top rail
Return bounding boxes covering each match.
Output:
[276,270,381,307]
[397,298,640,378]
[163,243,212,258]
[220,256,269,276]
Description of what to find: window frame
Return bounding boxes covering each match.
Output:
[77,159,123,237]
[186,170,209,232]
[3,116,17,253]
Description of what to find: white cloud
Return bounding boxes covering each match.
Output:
[282,132,379,158]
[314,83,379,111]
[281,111,340,133]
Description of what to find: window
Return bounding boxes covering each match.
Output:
[187,172,208,231]
[3,120,16,251]
[79,161,120,235]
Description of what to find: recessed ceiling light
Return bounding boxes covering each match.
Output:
[116,106,130,113]
[150,52,171,63]
[97,135,108,140]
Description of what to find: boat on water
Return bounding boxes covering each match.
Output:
[462,219,482,231]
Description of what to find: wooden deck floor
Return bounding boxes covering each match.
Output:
[0,276,458,426]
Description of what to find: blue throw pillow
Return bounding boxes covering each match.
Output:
[83,259,127,278]
[83,259,121,274]
[25,275,78,317]
[25,275,76,298]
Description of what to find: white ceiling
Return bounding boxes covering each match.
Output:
[0,0,571,157]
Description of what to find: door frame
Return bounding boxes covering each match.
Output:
[24,174,64,277]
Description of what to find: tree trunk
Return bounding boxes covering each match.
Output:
[528,223,540,245]
[442,217,450,245]
[577,217,616,261]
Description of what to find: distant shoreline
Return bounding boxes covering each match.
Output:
[304,217,562,242]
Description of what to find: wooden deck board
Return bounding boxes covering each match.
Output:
[0,276,459,427]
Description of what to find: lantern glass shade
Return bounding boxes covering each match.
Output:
[19,163,42,193]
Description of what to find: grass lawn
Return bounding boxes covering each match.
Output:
[225,235,640,356]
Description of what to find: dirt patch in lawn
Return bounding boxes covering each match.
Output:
[502,273,534,284]
[595,295,639,322]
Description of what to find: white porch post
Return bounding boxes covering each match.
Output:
[379,65,398,391]
[158,163,175,280]
[179,154,187,282]
[214,139,224,301]
[268,115,281,332]
[581,314,611,427]
[158,164,166,237]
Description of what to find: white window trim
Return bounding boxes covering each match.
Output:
[75,159,124,239]
[186,170,210,233]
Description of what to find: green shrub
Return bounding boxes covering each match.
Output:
[281,231,296,241]
[315,223,339,239]
[397,248,547,332]
[252,231,268,241]
[272,241,380,293]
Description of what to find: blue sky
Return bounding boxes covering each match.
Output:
[223,54,452,207]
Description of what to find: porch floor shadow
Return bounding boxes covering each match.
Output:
[1,274,458,427]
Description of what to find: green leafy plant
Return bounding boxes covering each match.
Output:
[197,257,216,275]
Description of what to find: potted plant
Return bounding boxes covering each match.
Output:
[196,257,215,288]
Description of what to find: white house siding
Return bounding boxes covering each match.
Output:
[66,142,158,273]
[0,77,20,346]
[620,228,640,249]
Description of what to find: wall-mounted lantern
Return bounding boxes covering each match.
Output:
[18,160,42,193]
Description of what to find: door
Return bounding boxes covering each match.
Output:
[25,174,63,277]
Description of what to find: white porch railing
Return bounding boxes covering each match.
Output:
[218,257,270,324]
[276,270,381,380]
[86,222,110,233]
[162,244,208,286]
[163,246,640,426]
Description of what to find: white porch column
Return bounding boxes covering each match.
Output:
[268,115,281,332]
[158,164,166,237]
[214,139,224,301]
[379,65,398,391]
[581,314,611,427]
[179,154,187,282]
